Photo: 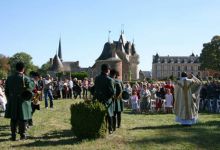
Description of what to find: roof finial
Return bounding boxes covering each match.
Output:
[108,30,111,42]
[121,24,124,34]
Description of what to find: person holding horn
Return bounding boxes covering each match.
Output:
[28,71,41,127]
[5,62,34,141]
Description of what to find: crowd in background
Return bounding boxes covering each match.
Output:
[123,80,175,114]
[199,81,220,112]
[1,76,220,114]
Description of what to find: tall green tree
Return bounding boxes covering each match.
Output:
[200,35,220,71]
[0,55,10,78]
[9,52,38,75]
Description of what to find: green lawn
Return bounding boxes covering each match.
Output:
[0,99,220,150]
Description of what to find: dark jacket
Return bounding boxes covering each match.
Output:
[94,72,115,105]
[5,72,34,120]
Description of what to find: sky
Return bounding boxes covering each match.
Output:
[0,0,220,71]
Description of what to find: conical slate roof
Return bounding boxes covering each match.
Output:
[58,38,63,62]
[131,43,136,55]
[118,33,126,46]
[51,54,64,72]
[96,42,114,61]
[124,41,132,54]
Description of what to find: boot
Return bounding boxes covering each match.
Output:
[20,134,27,140]
[11,133,16,141]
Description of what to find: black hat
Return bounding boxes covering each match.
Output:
[101,64,111,72]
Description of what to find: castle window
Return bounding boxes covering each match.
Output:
[178,66,180,71]
[178,72,180,77]
[184,66,187,71]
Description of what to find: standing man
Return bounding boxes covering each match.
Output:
[94,64,115,134]
[5,62,34,141]
[43,74,54,108]
[111,70,124,131]
[174,72,202,126]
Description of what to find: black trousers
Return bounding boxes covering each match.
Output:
[113,111,121,130]
[105,115,113,132]
[28,103,40,125]
[10,119,26,137]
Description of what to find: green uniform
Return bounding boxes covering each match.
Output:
[5,72,34,120]
[113,79,124,112]
[94,72,115,117]
[113,79,123,130]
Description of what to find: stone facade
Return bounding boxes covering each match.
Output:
[152,53,201,80]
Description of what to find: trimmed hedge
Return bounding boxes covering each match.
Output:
[70,101,107,139]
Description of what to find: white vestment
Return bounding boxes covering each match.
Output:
[174,76,201,125]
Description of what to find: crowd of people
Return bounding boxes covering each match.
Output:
[0,62,219,140]
[122,79,175,114]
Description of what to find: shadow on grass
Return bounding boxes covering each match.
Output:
[123,109,169,115]
[0,125,10,131]
[129,120,220,149]
[0,125,11,142]
[12,129,84,148]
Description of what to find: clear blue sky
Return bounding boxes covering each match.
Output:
[0,0,220,71]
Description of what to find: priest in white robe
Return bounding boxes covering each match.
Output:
[174,72,202,126]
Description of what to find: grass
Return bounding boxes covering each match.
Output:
[0,99,220,150]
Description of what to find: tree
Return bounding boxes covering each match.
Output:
[71,72,88,80]
[38,61,51,77]
[0,55,10,78]
[200,35,220,71]
[9,52,37,75]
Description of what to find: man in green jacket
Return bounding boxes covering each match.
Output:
[94,64,115,134]
[5,62,34,141]
[111,70,124,131]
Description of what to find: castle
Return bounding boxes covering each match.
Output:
[48,32,140,81]
[92,31,140,81]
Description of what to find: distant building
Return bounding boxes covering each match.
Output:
[152,53,201,80]
[139,70,152,81]
[48,38,92,77]
[93,31,140,81]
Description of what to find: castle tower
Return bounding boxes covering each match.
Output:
[94,41,122,80]
[93,31,140,81]
[58,38,63,62]
[51,54,64,72]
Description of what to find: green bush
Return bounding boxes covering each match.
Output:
[71,71,88,80]
[70,101,107,139]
